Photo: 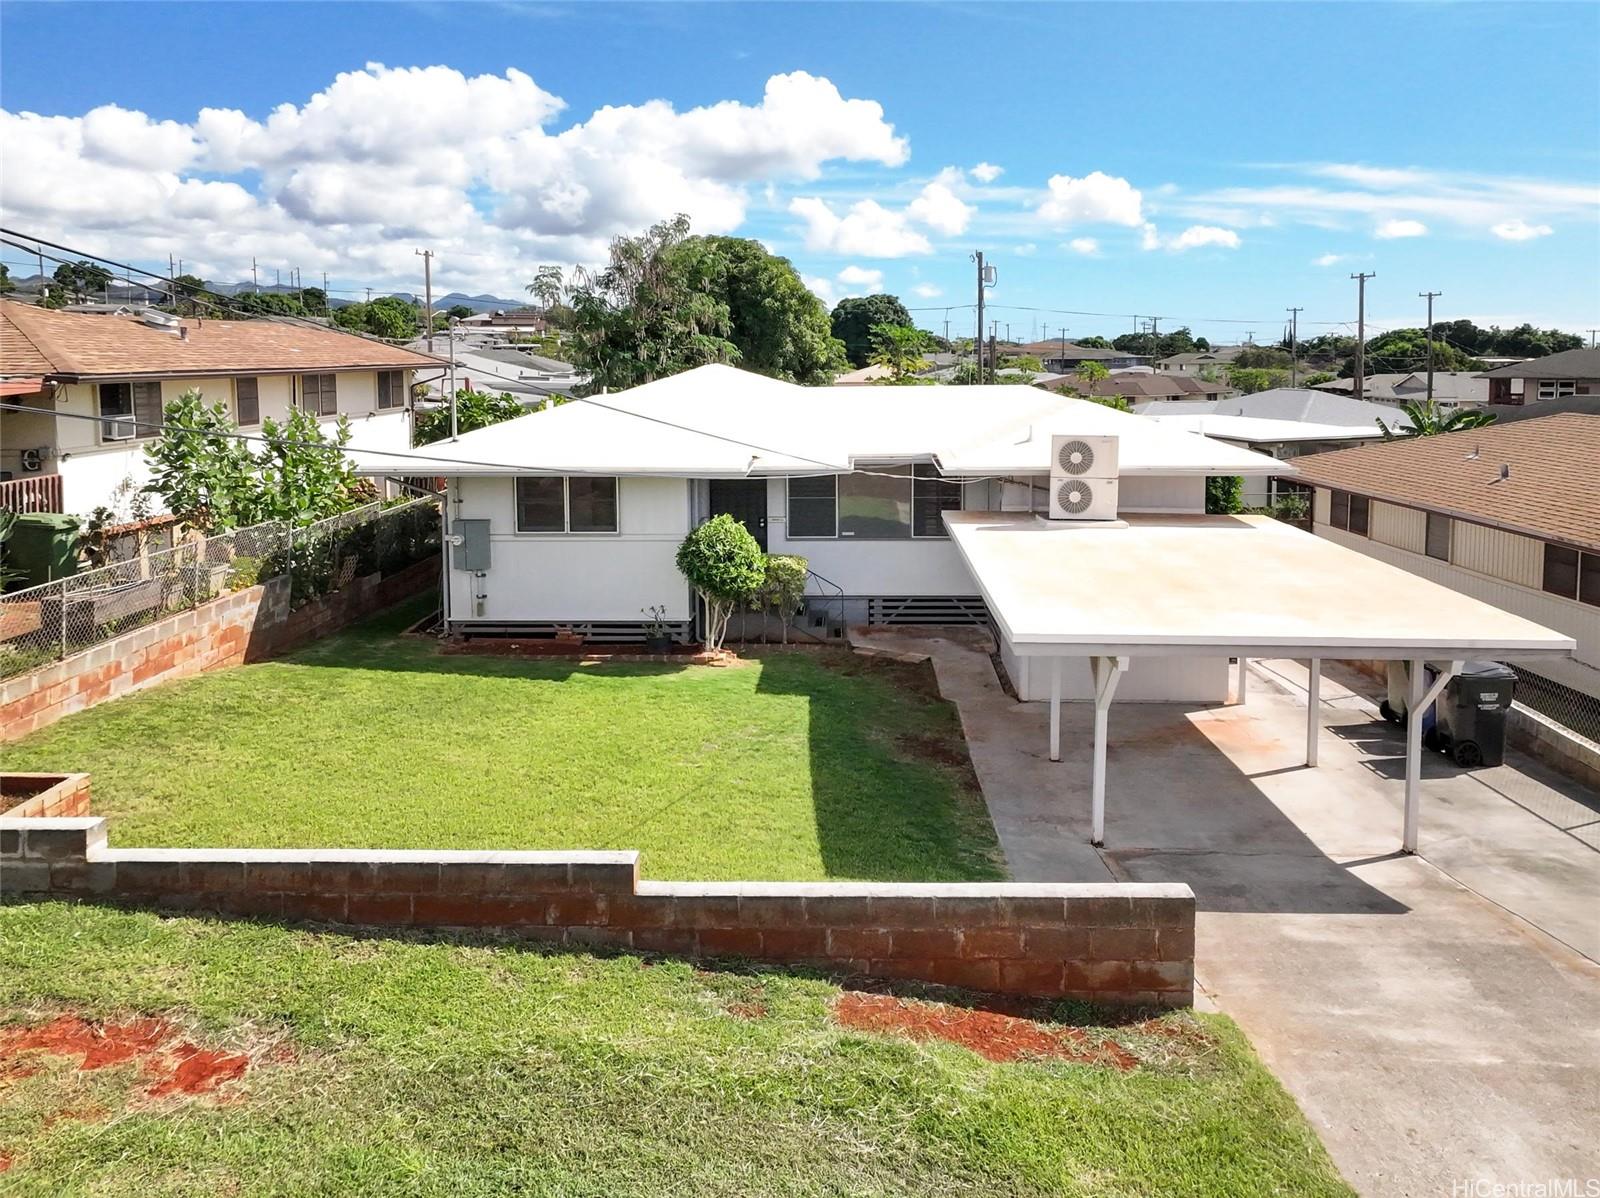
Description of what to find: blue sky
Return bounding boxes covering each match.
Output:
[2,1,1597,343]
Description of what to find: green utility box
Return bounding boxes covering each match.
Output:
[5,513,82,588]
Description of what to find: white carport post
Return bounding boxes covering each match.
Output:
[1090,655,1130,846]
[1235,655,1249,704]
[1403,658,1462,854]
[1305,658,1321,767]
[1048,658,1063,763]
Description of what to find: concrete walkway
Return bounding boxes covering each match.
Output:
[852,627,1600,1198]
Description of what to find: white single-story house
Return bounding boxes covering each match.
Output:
[352,363,1574,851]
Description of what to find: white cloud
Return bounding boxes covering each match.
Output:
[836,264,885,294]
[906,177,973,235]
[0,65,911,295]
[788,196,931,257]
[1037,171,1144,226]
[911,282,942,298]
[1140,224,1240,252]
[1065,237,1099,256]
[1313,252,1345,266]
[970,162,1003,183]
[804,274,837,306]
[1491,218,1553,241]
[1375,218,1428,239]
[1014,243,1037,257]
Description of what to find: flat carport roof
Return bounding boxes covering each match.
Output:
[943,511,1577,852]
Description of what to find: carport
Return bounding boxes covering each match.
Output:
[944,512,1576,852]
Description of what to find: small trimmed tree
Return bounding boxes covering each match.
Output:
[676,515,765,651]
[755,553,808,645]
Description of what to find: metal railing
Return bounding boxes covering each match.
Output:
[0,474,64,514]
[0,498,439,680]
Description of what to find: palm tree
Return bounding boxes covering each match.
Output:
[1376,399,1496,440]
[1073,360,1110,392]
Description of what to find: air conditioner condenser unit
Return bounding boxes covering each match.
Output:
[1048,434,1120,521]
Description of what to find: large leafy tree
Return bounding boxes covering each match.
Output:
[867,323,931,381]
[333,296,419,340]
[1422,319,1580,359]
[561,216,846,390]
[1112,327,1199,359]
[1377,400,1497,440]
[52,260,113,301]
[414,390,527,446]
[831,294,913,367]
[1340,329,1482,377]
[678,235,845,384]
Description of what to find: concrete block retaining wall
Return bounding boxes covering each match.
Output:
[1,557,435,743]
[0,817,1196,1007]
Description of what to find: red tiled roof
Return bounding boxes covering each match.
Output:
[0,299,443,379]
[1292,413,1600,552]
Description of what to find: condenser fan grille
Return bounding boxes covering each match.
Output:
[1057,439,1096,475]
[1056,480,1095,515]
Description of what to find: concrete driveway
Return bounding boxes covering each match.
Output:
[854,628,1600,1198]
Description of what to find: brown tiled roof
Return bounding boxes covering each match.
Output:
[0,304,55,375]
[1291,413,1600,552]
[0,299,443,379]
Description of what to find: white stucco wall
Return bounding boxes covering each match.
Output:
[447,475,693,624]
[42,371,410,517]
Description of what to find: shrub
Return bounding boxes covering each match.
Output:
[1205,475,1244,515]
[754,553,808,644]
[676,515,764,651]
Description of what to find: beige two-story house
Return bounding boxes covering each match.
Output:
[0,299,443,517]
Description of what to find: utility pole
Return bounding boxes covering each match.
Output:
[275,268,281,288]
[1059,326,1068,370]
[973,251,995,383]
[251,258,259,294]
[169,254,176,306]
[416,249,435,352]
[1351,272,1376,402]
[1588,329,1598,349]
[1420,290,1441,403]
[366,287,373,303]
[1286,307,1302,387]
[295,267,304,311]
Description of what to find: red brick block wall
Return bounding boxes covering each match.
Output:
[1,558,435,743]
[1,818,1195,1008]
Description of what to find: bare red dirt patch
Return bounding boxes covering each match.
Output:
[0,1014,253,1101]
[832,992,1139,1068]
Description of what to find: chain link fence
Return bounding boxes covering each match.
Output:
[0,498,439,681]
[1510,665,1600,748]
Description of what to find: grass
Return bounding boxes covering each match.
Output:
[0,902,1353,1198]
[3,596,1003,882]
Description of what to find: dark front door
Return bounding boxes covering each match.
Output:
[707,479,768,550]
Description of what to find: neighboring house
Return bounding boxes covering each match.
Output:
[1036,374,1238,402]
[1156,348,1241,374]
[456,310,551,334]
[0,299,442,516]
[406,338,584,404]
[834,364,896,385]
[1478,346,1600,406]
[1292,413,1600,704]
[1311,372,1490,409]
[1133,388,1403,506]
[1013,340,1146,373]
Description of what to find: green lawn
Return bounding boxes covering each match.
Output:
[4,597,1003,881]
[0,902,1353,1198]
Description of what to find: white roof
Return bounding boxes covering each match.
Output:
[944,511,1575,660]
[351,363,1285,479]
[1143,412,1384,445]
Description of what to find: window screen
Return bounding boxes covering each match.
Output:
[235,377,260,425]
[515,477,565,532]
[98,383,135,440]
[132,381,163,433]
[787,475,837,537]
[1543,544,1579,599]
[912,464,962,537]
[301,373,338,416]
[1348,494,1370,537]
[1329,489,1351,530]
[377,370,406,409]
[839,466,912,539]
[1425,512,1451,561]
[568,476,618,532]
[1580,553,1600,609]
